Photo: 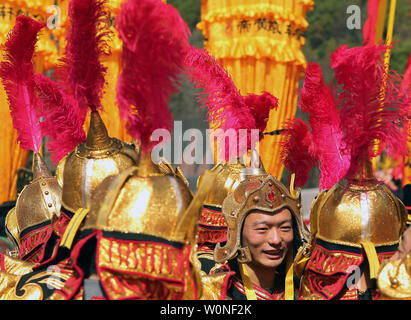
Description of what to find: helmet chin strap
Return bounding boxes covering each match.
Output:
[284,247,294,300]
[239,262,257,300]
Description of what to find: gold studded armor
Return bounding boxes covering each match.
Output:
[5,153,62,263]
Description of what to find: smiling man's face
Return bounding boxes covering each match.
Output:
[242,208,294,270]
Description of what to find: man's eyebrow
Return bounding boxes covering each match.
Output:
[252,220,269,227]
[252,218,293,227]
[279,219,293,225]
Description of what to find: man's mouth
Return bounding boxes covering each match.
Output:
[262,249,284,259]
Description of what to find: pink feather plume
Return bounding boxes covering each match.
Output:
[299,62,350,190]
[185,46,278,161]
[34,74,87,164]
[59,0,109,115]
[331,45,410,168]
[116,0,190,152]
[280,118,316,188]
[0,15,45,153]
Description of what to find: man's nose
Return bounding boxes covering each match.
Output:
[267,228,282,246]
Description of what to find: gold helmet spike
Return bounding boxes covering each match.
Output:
[239,148,266,181]
[58,111,139,212]
[85,110,112,150]
[32,152,53,180]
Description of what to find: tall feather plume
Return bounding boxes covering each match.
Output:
[0,15,45,153]
[331,45,410,170]
[281,45,410,189]
[116,0,190,152]
[34,74,86,164]
[59,0,109,115]
[280,118,316,188]
[299,62,350,190]
[185,46,278,161]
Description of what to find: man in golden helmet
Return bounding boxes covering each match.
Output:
[284,45,410,300]
[199,150,310,300]
[183,45,279,267]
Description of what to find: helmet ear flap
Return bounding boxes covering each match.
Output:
[237,247,252,263]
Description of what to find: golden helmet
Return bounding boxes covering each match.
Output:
[197,160,245,246]
[10,152,62,261]
[56,111,139,213]
[214,150,309,264]
[199,160,244,208]
[312,158,407,250]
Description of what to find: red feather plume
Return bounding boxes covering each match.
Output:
[59,0,109,115]
[34,74,87,163]
[116,0,190,152]
[331,45,410,167]
[185,46,278,161]
[280,118,316,188]
[299,62,350,190]
[0,15,45,153]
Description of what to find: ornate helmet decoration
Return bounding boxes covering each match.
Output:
[0,16,67,262]
[282,45,410,300]
[53,0,217,300]
[57,111,138,213]
[185,46,279,249]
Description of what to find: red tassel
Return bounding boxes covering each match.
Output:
[116,0,190,151]
[280,118,316,188]
[185,46,278,161]
[331,45,410,164]
[34,73,86,163]
[58,0,109,114]
[0,15,45,153]
[299,63,350,190]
